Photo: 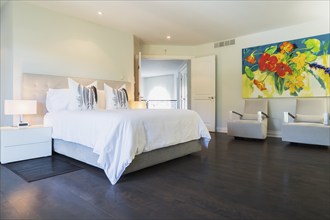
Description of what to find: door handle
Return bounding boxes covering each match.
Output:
[208,96,215,100]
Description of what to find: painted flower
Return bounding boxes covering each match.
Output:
[275,62,292,78]
[253,79,267,91]
[291,52,307,70]
[273,53,285,62]
[285,74,305,94]
[258,53,278,72]
[245,53,256,64]
[280,41,295,54]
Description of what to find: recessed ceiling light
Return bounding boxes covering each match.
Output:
[98,11,103,15]
[166,35,171,40]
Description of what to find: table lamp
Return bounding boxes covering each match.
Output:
[129,101,147,109]
[4,100,37,127]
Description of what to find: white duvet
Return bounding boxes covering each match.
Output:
[44,109,211,184]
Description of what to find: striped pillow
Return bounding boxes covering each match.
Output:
[80,84,98,110]
[68,78,98,110]
[104,83,128,109]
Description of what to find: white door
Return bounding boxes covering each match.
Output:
[191,55,216,132]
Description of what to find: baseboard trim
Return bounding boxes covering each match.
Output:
[267,130,281,138]
[216,126,227,133]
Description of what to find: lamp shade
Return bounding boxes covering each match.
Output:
[129,101,147,109]
[4,100,37,115]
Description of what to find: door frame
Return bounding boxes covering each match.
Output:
[177,62,188,109]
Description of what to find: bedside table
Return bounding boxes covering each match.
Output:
[0,125,52,164]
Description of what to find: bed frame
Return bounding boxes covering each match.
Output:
[54,139,201,175]
[22,73,133,125]
[22,73,202,176]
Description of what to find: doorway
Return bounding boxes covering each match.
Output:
[140,59,188,109]
[136,55,216,132]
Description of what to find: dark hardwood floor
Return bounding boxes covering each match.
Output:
[1,132,329,220]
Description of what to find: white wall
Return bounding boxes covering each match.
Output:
[142,74,175,100]
[142,45,197,58]
[142,20,330,136]
[0,1,134,126]
[0,2,14,125]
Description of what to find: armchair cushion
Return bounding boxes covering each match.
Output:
[227,119,267,139]
[294,114,324,124]
[282,123,330,146]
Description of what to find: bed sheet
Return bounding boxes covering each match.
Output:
[44,109,211,184]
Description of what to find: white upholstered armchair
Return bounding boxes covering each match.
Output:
[227,99,269,139]
[282,99,330,146]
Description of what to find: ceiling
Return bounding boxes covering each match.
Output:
[26,0,329,46]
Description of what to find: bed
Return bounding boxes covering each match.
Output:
[22,73,211,184]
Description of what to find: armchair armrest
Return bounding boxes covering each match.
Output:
[324,113,329,125]
[283,112,295,123]
[257,111,269,122]
[232,111,243,117]
[261,111,269,118]
[229,110,242,121]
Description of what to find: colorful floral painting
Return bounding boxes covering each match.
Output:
[242,33,330,98]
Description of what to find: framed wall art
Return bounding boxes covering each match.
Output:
[242,33,330,98]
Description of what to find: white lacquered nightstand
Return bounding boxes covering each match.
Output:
[0,125,52,164]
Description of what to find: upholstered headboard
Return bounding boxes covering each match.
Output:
[22,73,131,125]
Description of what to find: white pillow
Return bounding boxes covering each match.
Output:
[295,114,323,124]
[46,89,70,112]
[68,78,98,110]
[104,83,128,109]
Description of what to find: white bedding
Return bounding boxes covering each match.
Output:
[44,109,211,184]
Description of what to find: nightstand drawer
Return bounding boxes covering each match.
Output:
[1,142,52,164]
[1,126,52,147]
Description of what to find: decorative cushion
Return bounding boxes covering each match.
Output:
[241,114,258,120]
[68,78,98,110]
[104,83,128,109]
[46,89,70,112]
[294,114,323,124]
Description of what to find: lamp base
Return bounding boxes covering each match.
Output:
[18,122,30,127]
